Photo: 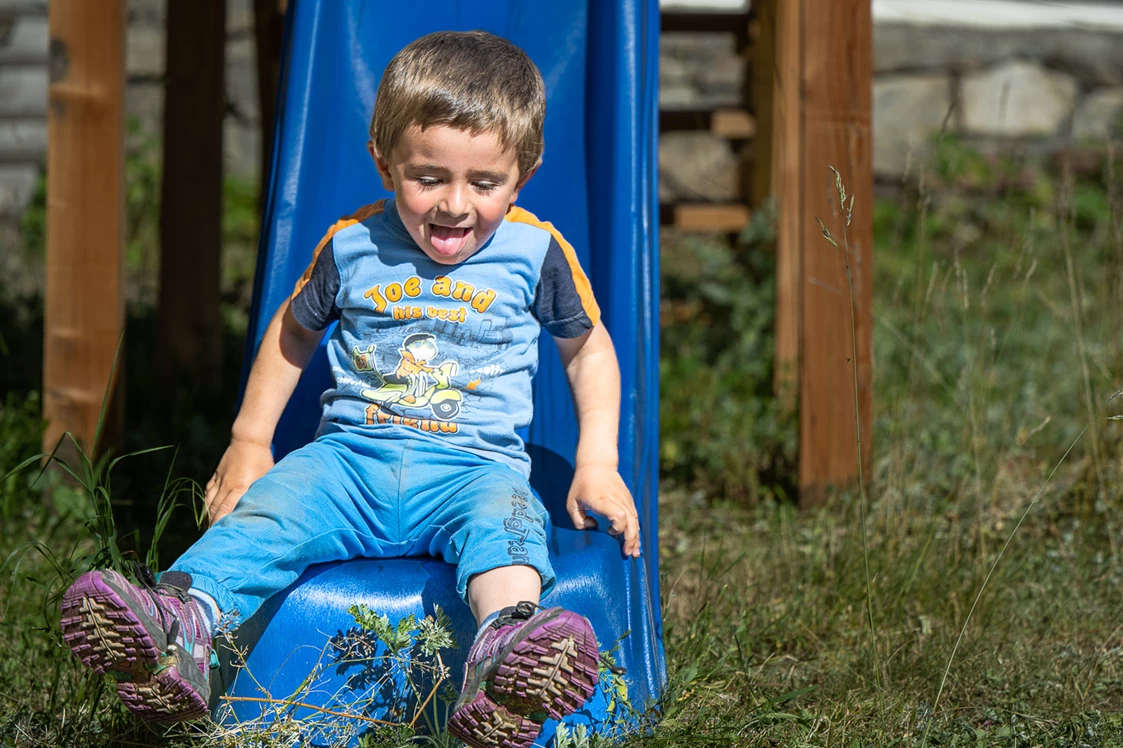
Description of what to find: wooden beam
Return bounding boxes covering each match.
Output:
[754,0,802,402]
[711,109,756,139]
[756,0,873,506]
[254,0,285,197]
[43,0,125,455]
[661,108,756,140]
[797,0,874,506]
[157,0,226,389]
[669,203,752,232]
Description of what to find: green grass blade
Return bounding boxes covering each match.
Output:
[90,333,126,460]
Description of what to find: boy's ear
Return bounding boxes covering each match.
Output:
[511,157,542,202]
[368,140,396,192]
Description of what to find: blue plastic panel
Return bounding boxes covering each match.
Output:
[232,0,663,740]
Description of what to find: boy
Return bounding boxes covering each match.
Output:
[59,30,640,748]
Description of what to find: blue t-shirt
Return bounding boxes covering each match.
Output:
[289,198,600,477]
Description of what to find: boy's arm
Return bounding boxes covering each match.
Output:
[554,324,641,557]
[204,300,324,524]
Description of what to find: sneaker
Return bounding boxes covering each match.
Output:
[59,567,214,723]
[447,602,599,748]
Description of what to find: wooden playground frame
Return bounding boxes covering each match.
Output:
[41,0,873,507]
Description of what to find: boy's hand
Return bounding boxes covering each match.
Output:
[204,438,274,526]
[566,464,641,557]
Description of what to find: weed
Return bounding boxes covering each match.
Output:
[188,605,459,747]
[0,354,202,747]
[659,200,797,502]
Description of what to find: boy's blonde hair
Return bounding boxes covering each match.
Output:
[370,31,546,177]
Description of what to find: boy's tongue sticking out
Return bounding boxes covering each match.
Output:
[430,224,472,257]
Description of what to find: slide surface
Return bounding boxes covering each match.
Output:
[222,0,663,741]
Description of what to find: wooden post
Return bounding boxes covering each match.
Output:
[752,0,801,405]
[43,0,126,456]
[758,0,874,506]
[157,0,226,390]
[254,0,285,198]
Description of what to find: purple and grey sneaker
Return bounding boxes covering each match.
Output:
[59,567,214,723]
[447,602,599,748]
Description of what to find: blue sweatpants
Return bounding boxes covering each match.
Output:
[170,430,553,628]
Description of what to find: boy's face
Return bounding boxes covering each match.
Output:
[371,125,536,265]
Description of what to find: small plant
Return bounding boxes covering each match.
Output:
[660,199,797,503]
[0,353,202,747]
[204,610,645,747]
[204,604,459,748]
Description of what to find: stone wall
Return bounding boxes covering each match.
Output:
[658,10,1123,202]
[0,0,261,225]
[874,23,1123,179]
[659,31,746,203]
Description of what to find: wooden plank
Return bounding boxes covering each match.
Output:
[254,0,285,198]
[157,0,225,388]
[754,0,802,403]
[43,0,126,455]
[661,109,756,139]
[749,0,774,207]
[671,203,752,231]
[797,0,874,506]
[711,108,756,138]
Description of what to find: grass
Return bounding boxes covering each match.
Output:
[635,143,1123,746]
[3,139,1123,745]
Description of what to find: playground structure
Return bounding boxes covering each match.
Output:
[40,0,872,738]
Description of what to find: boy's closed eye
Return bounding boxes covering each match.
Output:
[412,176,501,194]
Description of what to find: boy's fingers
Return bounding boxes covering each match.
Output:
[204,483,220,515]
[620,504,640,556]
[607,509,628,536]
[568,503,596,530]
[626,518,641,557]
[210,488,236,525]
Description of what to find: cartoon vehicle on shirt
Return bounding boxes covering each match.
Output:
[359,333,463,421]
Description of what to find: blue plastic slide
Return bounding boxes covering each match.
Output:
[221,1,663,741]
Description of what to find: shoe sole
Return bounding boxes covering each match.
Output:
[448,608,600,748]
[490,609,599,720]
[447,691,541,748]
[60,571,209,722]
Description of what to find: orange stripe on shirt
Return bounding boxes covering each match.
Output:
[504,206,601,326]
[291,200,386,299]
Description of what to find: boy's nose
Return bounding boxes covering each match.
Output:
[438,184,469,220]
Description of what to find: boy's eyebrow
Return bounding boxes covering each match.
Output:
[467,170,509,183]
[405,165,508,183]
[406,164,451,174]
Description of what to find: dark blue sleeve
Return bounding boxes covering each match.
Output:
[532,236,598,338]
[290,238,340,331]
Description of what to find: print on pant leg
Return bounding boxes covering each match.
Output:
[504,489,535,566]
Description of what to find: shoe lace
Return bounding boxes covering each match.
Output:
[134,562,189,647]
[490,600,541,629]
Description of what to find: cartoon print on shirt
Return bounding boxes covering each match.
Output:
[352,344,376,372]
[390,333,439,402]
[360,332,463,421]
